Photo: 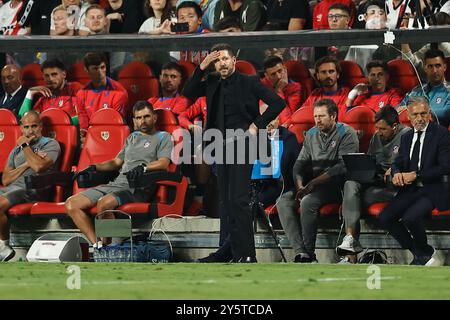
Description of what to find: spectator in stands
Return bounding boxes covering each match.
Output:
[65,101,173,246]
[313,0,356,30]
[148,62,189,115]
[214,0,266,31]
[0,64,26,115]
[276,99,359,263]
[139,0,176,34]
[401,12,450,68]
[176,0,220,30]
[76,52,129,138]
[50,5,75,36]
[105,0,145,34]
[337,107,409,263]
[300,56,350,122]
[77,0,100,36]
[261,55,302,123]
[0,0,31,35]
[379,97,450,266]
[83,4,108,35]
[0,110,61,261]
[397,49,450,127]
[363,0,387,29]
[18,59,83,123]
[386,0,411,29]
[169,1,210,64]
[345,60,404,112]
[264,0,312,30]
[323,3,351,60]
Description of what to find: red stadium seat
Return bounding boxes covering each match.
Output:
[283,60,314,103]
[0,109,21,187]
[118,61,159,109]
[398,109,411,127]
[30,109,130,217]
[343,106,376,153]
[339,61,368,88]
[67,62,91,85]
[21,63,45,88]
[387,60,419,94]
[235,60,257,75]
[8,108,78,217]
[286,107,315,144]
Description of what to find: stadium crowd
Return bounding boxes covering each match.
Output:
[1,0,450,265]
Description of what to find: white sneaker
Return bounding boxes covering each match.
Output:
[93,241,103,250]
[337,235,363,256]
[0,243,15,262]
[338,256,352,264]
[425,248,445,267]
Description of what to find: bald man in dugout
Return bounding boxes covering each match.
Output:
[0,64,27,115]
[0,111,61,262]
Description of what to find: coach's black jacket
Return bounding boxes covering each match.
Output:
[391,122,450,211]
[183,66,285,131]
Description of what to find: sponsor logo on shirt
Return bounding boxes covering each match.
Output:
[436,97,442,104]
[379,101,385,108]
[59,100,63,107]
[103,103,109,109]
[144,141,150,148]
[317,14,322,22]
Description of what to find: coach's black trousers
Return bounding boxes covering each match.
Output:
[379,186,434,257]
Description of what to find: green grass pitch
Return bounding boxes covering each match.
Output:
[0,263,449,299]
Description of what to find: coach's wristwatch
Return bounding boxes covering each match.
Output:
[21,142,30,149]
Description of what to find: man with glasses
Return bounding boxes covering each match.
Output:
[313,0,356,30]
[379,97,450,266]
[325,3,351,60]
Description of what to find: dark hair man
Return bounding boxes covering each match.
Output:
[337,106,409,263]
[18,59,83,123]
[183,43,285,263]
[345,60,404,112]
[65,101,173,246]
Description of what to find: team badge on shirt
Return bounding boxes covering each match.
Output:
[436,97,442,104]
[331,141,336,148]
[59,100,63,107]
[101,131,110,141]
[144,141,150,148]
[317,14,322,22]
[393,145,399,154]
[379,101,385,108]
[0,132,4,141]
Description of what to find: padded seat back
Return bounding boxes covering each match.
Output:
[343,106,376,153]
[287,107,315,144]
[21,63,45,88]
[118,61,159,108]
[67,62,91,85]
[236,60,257,75]
[75,109,130,193]
[284,60,314,103]
[0,109,21,177]
[339,60,368,88]
[40,108,78,201]
[387,59,419,94]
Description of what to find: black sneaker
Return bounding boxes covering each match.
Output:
[236,256,257,263]
[294,253,318,263]
[197,253,231,263]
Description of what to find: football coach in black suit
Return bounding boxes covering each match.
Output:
[183,43,285,262]
[379,96,450,265]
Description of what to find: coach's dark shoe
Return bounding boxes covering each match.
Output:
[197,252,231,263]
[294,253,318,263]
[236,256,257,263]
[409,254,432,266]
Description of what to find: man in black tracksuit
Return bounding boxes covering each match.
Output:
[183,43,285,262]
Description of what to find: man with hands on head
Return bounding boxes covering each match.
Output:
[65,101,173,246]
[0,111,61,262]
[183,43,285,263]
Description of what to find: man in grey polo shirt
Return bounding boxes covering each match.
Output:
[0,111,61,262]
[65,101,173,246]
[337,106,410,263]
[276,99,359,263]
